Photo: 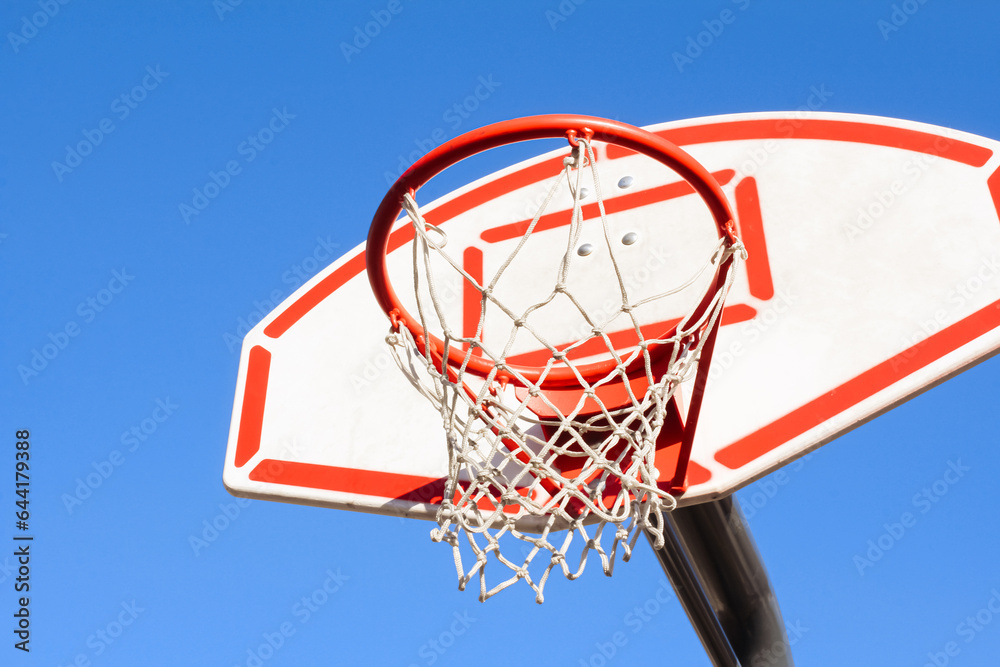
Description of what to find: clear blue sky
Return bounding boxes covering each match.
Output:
[3,1,1000,665]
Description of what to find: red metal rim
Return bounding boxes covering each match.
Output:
[367,114,736,387]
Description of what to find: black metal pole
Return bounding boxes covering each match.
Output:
[648,511,741,666]
[646,495,793,667]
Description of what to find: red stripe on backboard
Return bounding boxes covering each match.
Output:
[715,298,1000,469]
[606,119,993,168]
[264,253,367,338]
[234,345,271,467]
[463,247,483,341]
[249,459,443,498]
[686,461,711,486]
[248,459,530,512]
[425,155,568,225]
[387,225,416,255]
[480,170,736,244]
[504,304,756,368]
[720,303,757,325]
[734,177,774,301]
[505,319,682,367]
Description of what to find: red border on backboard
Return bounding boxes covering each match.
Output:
[606,119,993,167]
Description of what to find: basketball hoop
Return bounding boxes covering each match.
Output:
[367,114,745,602]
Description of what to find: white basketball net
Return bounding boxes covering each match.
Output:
[385,138,744,602]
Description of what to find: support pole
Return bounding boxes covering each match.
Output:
[646,495,793,667]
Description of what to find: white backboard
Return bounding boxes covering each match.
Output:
[224,111,1000,523]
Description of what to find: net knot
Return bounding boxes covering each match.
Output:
[476,468,499,483]
[501,491,521,505]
